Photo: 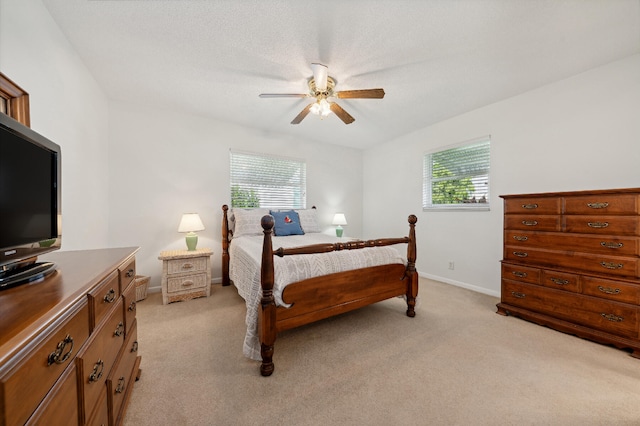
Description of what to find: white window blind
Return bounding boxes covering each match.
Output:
[423,137,490,211]
[230,150,306,209]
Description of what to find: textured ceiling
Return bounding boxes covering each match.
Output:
[42,0,640,150]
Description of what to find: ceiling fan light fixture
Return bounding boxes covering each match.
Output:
[310,98,332,117]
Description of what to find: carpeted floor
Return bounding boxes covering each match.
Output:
[123,278,640,425]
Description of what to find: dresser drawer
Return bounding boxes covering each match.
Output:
[501,262,540,285]
[564,194,640,215]
[505,246,640,278]
[504,197,561,215]
[0,300,89,426]
[88,270,120,332]
[564,215,639,236]
[119,257,136,292]
[582,276,640,305]
[25,363,79,426]
[86,386,109,426]
[108,322,139,425]
[504,230,639,256]
[122,281,137,336]
[167,256,208,275]
[77,299,125,419]
[167,273,208,293]
[502,280,639,339]
[541,270,580,293]
[504,215,561,232]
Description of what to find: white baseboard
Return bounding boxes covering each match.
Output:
[418,271,500,298]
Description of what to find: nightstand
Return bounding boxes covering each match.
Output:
[158,248,213,305]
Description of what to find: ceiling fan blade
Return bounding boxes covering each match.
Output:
[311,63,328,92]
[259,93,309,98]
[329,102,355,125]
[291,104,313,125]
[336,88,385,99]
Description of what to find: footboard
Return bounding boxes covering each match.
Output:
[259,214,418,376]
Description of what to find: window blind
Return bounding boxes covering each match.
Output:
[230,150,306,209]
[423,137,490,210]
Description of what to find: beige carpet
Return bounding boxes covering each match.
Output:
[123,278,640,425]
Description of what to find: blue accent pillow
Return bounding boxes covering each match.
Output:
[270,210,304,236]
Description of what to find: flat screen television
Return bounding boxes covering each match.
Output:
[0,113,61,290]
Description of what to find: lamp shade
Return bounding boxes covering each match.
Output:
[332,213,347,226]
[178,213,205,233]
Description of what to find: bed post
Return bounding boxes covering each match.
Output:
[259,215,276,376]
[405,214,418,317]
[222,205,231,286]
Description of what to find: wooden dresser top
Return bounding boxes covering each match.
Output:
[0,247,138,366]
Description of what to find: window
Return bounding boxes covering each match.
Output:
[423,136,490,211]
[0,72,30,127]
[230,150,306,209]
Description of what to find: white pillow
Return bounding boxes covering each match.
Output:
[231,208,270,237]
[296,209,321,233]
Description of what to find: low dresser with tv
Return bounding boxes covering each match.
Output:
[0,247,142,426]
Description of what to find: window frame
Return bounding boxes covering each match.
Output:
[422,136,491,212]
[229,150,307,210]
[0,72,30,127]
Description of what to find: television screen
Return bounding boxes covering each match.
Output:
[0,129,57,247]
[0,113,61,288]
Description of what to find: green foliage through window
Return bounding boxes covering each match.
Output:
[423,137,490,210]
[230,151,306,209]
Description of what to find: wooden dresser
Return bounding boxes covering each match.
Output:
[0,247,142,426]
[497,188,640,357]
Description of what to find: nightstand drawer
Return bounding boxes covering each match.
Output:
[167,273,208,293]
[167,257,208,275]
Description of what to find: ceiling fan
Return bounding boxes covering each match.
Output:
[259,63,385,125]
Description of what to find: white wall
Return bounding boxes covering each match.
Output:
[363,53,640,297]
[0,0,111,250]
[107,101,364,290]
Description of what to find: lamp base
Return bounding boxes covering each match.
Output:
[335,226,343,238]
[185,232,198,251]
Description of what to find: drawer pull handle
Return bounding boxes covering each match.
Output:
[587,202,609,209]
[182,280,195,287]
[131,340,139,353]
[114,322,124,337]
[550,278,569,285]
[598,286,621,295]
[103,288,116,303]
[115,377,126,394]
[512,271,527,278]
[600,241,623,249]
[126,268,135,278]
[513,252,528,258]
[182,263,194,270]
[601,313,623,322]
[588,222,609,229]
[522,220,538,226]
[128,301,137,312]
[521,203,538,209]
[47,334,74,366]
[513,235,528,241]
[600,261,623,270]
[511,291,526,299]
[89,359,104,382]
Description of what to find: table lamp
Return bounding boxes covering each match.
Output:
[178,213,205,251]
[332,213,347,237]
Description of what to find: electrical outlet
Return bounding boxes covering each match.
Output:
[448,261,455,270]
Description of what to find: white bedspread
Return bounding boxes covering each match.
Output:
[229,233,406,360]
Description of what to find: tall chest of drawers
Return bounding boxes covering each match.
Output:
[497,188,640,357]
[0,247,142,426]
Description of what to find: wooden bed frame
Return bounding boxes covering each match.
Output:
[221,205,418,376]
